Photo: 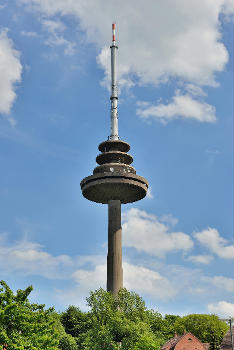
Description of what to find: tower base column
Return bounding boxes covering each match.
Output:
[107,200,123,295]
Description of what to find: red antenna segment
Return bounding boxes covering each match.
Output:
[112,23,116,43]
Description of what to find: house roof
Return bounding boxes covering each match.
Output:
[161,335,183,350]
[220,326,234,350]
[161,332,209,350]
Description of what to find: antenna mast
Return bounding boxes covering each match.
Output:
[110,23,119,140]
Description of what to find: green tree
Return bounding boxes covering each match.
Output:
[58,334,78,350]
[209,329,221,350]
[51,312,78,350]
[146,311,180,341]
[60,305,91,349]
[83,288,163,350]
[0,280,59,350]
[162,314,181,339]
[174,314,228,346]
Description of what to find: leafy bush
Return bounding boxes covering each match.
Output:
[0,280,59,350]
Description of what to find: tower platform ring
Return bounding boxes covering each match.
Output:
[80,172,148,204]
[96,151,133,165]
[99,140,130,153]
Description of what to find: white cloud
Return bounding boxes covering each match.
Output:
[188,255,213,264]
[122,208,193,257]
[194,227,234,259]
[124,262,176,300]
[2,231,232,312]
[204,276,234,293]
[161,264,205,296]
[41,19,76,56]
[2,227,233,312]
[208,301,234,318]
[46,36,76,56]
[221,0,234,17]
[136,92,216,124]
[0,29,22,123]
[206,148,221,155]
[0,233,73,279]
[57,255,234,308]
[19,0,233,123]
[21,30,38,37]
[205,148,221,165]
[41,19,66,33]
[57,261,175,307]
[54,261,105,309]
[20,0,232,88]
[96,47,134,92]
[71,262,176,300]
[72,263,106,291]
[148,263,234,301]
[146,186,153,199]
[185,84,207,97]
[160,214,179,228]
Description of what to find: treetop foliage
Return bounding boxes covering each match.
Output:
[0,282,229,350]
[174,313,228,345]
[0,280,60,350]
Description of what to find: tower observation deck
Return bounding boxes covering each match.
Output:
[80,24,148,295]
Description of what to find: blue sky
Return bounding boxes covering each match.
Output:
[0,0,233,317]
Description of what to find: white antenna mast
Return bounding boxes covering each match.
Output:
[110,23,119,140]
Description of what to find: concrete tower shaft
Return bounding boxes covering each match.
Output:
[80,24,148,295]
[107,200,123,294]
